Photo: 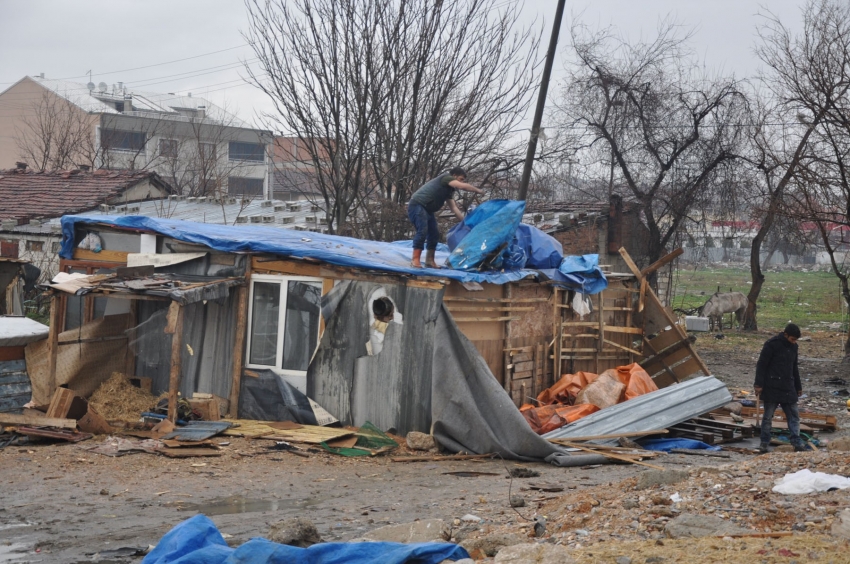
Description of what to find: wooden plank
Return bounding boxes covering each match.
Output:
[602,339,643,356]
[557,441,665,470]
[509,352,532,362]
[618,247,643,278]
[639,277,647,312]
[452,316,518,322]
[0,413,77,430]
[603,326,644,335]
[259,425,354,444]
[228,281,249,418]
[548,430,668,442]
[46,295,61,394]
[252,257,321,277]
[512,360,534,372]
[511,370,533,380]
[446,306,534,312]
[640,248,683,278]
[0,346,26,361]
[73,248,129,263]
[167,304,185,423]
[124,301,137,377]
[647,328,682,352]
[671,356,703,380]
[443,297,548,302]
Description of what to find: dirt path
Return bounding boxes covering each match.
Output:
[2,329,848,562]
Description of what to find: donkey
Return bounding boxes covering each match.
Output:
[700,291,749,331]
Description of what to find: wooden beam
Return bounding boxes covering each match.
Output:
[124,301,137,377]
[446,306,534,312]
[640,248,683,278]
[452,316,519,322]
[72,248,129,263]
[443,296,549,302]
[0,413,77,430]
[228,283,249,418]
[618,247,643,279]
[556,441,665,470]
[46,295,61,396]
[603,338,643,356]
[166,302,185,423]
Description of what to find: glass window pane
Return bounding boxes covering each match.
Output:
[249,282,280,366]
[281,281,322,371]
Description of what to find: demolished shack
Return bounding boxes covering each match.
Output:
[27,214,714,461]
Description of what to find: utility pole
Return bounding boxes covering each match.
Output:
[517,0,567,202]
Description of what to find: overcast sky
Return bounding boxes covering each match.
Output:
[0,0,807,130]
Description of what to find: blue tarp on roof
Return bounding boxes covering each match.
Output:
[60,214,605,291]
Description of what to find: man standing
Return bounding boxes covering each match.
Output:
[754,323,805,453]
[407,167,484,268]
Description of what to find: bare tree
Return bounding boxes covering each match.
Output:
[244,0,542,238]
[556,20,749,275]
[765,0,850,356]
[15,89,100,171]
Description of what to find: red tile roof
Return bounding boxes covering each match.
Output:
[0,168,171,223]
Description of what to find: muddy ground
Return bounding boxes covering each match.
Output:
[2,329,850,563]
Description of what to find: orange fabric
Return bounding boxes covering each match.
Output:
[602,363,658,400]
[521,403,600,435]
[536,371,598,405]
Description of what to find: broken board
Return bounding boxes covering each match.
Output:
[258,424,353,445]
[221,419,301,438]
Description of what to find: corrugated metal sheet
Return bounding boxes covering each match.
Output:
[162,421,233,441]
[0,359,30,412]
[542,376,732,443]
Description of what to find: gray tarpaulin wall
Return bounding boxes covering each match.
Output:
[309,280,563,462]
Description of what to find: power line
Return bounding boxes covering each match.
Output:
[0,44,252,86]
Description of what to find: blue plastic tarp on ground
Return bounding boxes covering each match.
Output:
[638,438,722,452]
[142,515,470,564]
[60,215,537,285]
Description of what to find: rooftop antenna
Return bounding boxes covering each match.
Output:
[86,71,95,93]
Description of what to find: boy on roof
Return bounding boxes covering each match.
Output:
[407,167,484,268]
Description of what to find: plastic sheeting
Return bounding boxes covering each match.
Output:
[142,514,469,564]
[772,469,850,494]
[60,215,538,286]
[638,438,722,452]
[447,201,526,271]
[556,254,608,294]
[308,280,573,462]
[237,368,319,425]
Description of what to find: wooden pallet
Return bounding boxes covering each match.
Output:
[668,416,754,445]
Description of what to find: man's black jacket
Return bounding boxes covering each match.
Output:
[754,333,801,404]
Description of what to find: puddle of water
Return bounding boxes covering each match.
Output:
[0,543,31,563]
[0,523,34,532]
[174,495,325,516]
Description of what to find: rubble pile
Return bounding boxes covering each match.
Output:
[469,451,850,554]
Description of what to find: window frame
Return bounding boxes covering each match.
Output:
[159,138,179,158]
[101,129,147,152]
[228,141,265,162]
[245,274,324,382]
[228,176,264,196]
